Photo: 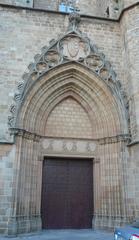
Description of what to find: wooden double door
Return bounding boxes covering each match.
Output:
[41,158,93,229]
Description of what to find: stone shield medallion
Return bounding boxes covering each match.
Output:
[67,37,80,58]
[59,35,90,61]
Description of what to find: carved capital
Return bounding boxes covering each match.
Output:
[10,128,41,142]
[98,134,131,145]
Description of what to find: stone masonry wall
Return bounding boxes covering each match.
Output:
[45,97,93,139]
[0,3,139,234]
[34,0,59,11]
[130,144,139,218]
[0,6,123,143]
[0,0,33,8]
[0,145,16,234]
[0,6,124,233]
[123,0,138,8]
[120,5,139,140]
[0,0,138,18]
[120,5,139,219]
[0,0,121,18]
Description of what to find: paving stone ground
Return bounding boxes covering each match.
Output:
[0,230,114,240]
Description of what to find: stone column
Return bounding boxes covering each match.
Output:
[92,158,101,228]
[93,139,130,229]
[8,132,42,235]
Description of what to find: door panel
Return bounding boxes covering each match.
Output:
[41,158,93,229]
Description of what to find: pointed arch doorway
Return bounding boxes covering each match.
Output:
[8,62,129,234]
[41,95,95,229]
[7,10,130,231]
[7,61,129,234]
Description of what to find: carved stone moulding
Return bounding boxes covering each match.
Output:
[85,54,104,72]
[11,127,130,148]
[42,137,97,158]
[59,34,90,61]
[10,128,41,142]
[98,134,130,145]
[8,13,128,134]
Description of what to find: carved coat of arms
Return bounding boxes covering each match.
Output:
[67,37,80,58]
[60,35,90,61]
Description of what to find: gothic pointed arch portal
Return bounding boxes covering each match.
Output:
[8,13,131,234]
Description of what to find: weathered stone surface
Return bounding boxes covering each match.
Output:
[0,0,33,8]
[0,0,138,19]
[0,1,139,236]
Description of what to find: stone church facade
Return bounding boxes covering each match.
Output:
[0,0,139,236]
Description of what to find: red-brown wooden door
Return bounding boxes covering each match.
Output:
[41,158,93,229]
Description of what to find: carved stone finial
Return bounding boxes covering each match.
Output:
[68,12,81,31]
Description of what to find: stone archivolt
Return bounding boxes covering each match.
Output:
[8,13,129,140]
